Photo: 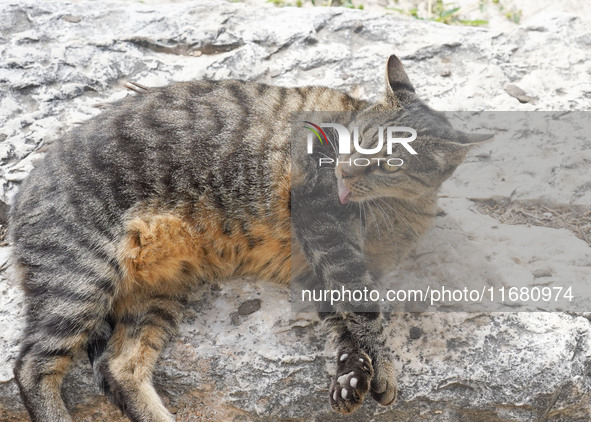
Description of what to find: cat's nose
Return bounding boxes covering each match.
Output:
[340,164,356,178]
[340,163,367,179]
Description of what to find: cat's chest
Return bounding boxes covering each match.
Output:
[363,204,436,277]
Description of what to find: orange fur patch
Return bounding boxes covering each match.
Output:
[116,199,300,297]
[117,213,204,292]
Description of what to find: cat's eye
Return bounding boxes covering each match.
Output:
[379,162,402,173]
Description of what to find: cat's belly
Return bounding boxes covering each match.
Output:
[115,203,298,294]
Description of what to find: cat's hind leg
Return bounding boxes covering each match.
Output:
[13,260,116,422]
[94,292,186,422]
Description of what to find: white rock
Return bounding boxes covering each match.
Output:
[0,1,590,421]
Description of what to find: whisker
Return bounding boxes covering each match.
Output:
[369,197,395,238]
[376,196,418,236]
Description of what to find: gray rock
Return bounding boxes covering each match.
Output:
[238,299,262,316]
[1,1,590,421]
[504,83,535,103]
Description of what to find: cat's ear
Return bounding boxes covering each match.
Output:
[385,55,417,104]
[438,132,494,164]
[455,131,495,146]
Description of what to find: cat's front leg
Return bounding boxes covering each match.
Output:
[321,312,397,413]
[348,313,397,407]
[320,312,373,413]
[292,168,396,413]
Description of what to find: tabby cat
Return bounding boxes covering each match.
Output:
[10,55,490,421]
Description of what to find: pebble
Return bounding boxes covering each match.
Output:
[62,14,82,23]
[504,84,535,104]
[409,326,423,340]
[532,269,552,278]
[237,299,261,315]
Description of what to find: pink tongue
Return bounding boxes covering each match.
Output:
[337,179,351,205]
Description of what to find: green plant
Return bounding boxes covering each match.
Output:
[267,0,363,8]
[432,1,461,24]
[481,0,523,24]
[505,9,522,23]
[388,1,488,27]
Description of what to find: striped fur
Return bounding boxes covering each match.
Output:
[11,55,487,420]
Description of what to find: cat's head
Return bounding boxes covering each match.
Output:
[335,55,492,205]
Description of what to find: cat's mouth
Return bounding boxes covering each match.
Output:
[337,178,352,205]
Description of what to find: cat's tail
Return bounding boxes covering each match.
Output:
[86,315,115,397]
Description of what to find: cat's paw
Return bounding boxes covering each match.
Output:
[329,350,374,414]
[370,359,397,406]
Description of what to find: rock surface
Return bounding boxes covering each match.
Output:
[1,1,591,421]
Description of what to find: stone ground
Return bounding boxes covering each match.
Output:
[1,1,590,421]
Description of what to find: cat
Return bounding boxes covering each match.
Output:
[10,55,490,421]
